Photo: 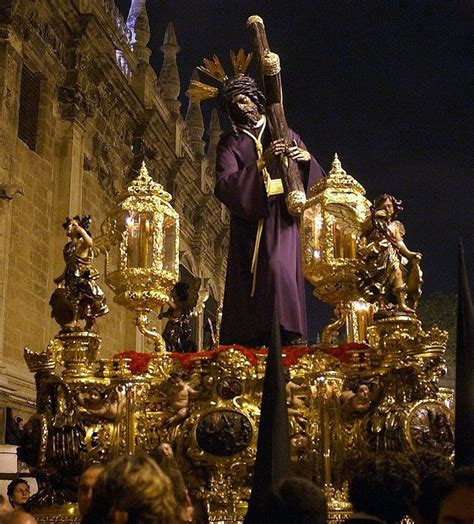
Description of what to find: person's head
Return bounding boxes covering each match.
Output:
[62,215,92,238]
[7,479,30,510]
[437,465,474,524]
[290,432,309,461]
[371,194,403,219]
[171,282,189,304]
[353,383,370,402]
[169,370,188,387]
[78,463,105,517]
[218,75,266,134]
[348,452,419,524]
[83,454,179,524]
[154,454,194,524]
[408,449,453,524]
[262,477,328,524]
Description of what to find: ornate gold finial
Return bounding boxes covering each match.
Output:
[126,161,171,201]
[198,55,228,83]
[24,339,62,373]
[247,15,264,27]
[329,153,347,177]
[230,49,253,76]
[139,160,149,180]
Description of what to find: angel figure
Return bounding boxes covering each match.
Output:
[161,370,199,429]
[50,215,108,331]
[357,194,422,313]
[341,380,380,419]
[159,281,200,353]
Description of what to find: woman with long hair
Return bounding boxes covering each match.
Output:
[82,454,180,524]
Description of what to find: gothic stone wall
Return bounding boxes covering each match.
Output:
[0,0,228,408]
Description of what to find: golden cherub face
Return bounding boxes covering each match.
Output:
[66,219,80,238]
[379,198,394,218]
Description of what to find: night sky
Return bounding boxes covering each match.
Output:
[117,1,473,299]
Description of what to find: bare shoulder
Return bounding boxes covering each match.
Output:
[392,220,406,236]
[4,510,38,524]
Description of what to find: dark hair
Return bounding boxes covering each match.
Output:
[437,465,474,517]
[371,194,403,217]
[262,477,328,524]
[218,75,266,135]
[173,282,189,304]
[350,381,370,394]
[408,449,453,522]
[154,456,188,508]
[7,478,29,504]
[62,215,92,238]
[348,452,419,524]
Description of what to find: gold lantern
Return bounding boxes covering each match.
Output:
[301,154,370,344]
[96,162,179,351]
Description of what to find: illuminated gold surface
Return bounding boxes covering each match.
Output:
[22,153,453,523]
[96,161,179,352]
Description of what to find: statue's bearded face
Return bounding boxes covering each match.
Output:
[229,93,261,127]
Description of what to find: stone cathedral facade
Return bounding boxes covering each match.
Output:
[0,0,228,414]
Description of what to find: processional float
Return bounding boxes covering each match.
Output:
[20,19,453,524]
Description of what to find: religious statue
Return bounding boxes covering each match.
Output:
[285,371,309,432]
[75,384,126,421]
[159,281,199,353]
[50,215,108,332]
[341,380,380,419]
[188,51,325,347]
[357,194,423,314]
[161,370,199,429]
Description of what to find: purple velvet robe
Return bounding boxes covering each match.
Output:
[215,128,324,345]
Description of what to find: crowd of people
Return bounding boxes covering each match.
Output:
[1,449,472,524]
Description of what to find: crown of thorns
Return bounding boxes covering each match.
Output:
[186,49,253,102]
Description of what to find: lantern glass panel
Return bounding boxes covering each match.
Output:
[303,203,322,264]
[332,220,357,260]
[126,212,154,269]
[163,215,177,273]
[107,237,120,274]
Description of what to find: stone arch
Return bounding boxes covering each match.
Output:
[179,250,198,278]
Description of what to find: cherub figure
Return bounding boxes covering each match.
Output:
[162,370,199,429]
[358,194,422,313]
[75,385,126,421]
[341,380,380,419]
[50,215,108,331]
[160,281,200,353]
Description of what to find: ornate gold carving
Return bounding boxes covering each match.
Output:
[24,339,61,373]
[56,331,101,380]
[97,161,179,352]
[286,189,306,215]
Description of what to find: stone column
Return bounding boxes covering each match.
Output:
[0,37,23,361]
[159,23,181,116]
[207,108,222,171]
[52,120,86,279]
[185,69,205,157]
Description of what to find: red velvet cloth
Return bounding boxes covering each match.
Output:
[113,342,369,375]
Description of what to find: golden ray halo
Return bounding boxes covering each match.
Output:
[187,49,253,103]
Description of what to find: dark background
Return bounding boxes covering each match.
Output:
[117,1,473,308]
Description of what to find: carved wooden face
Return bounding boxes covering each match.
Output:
[229,93,261,126]
[65,218,80,238]
[379,198,394,218]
